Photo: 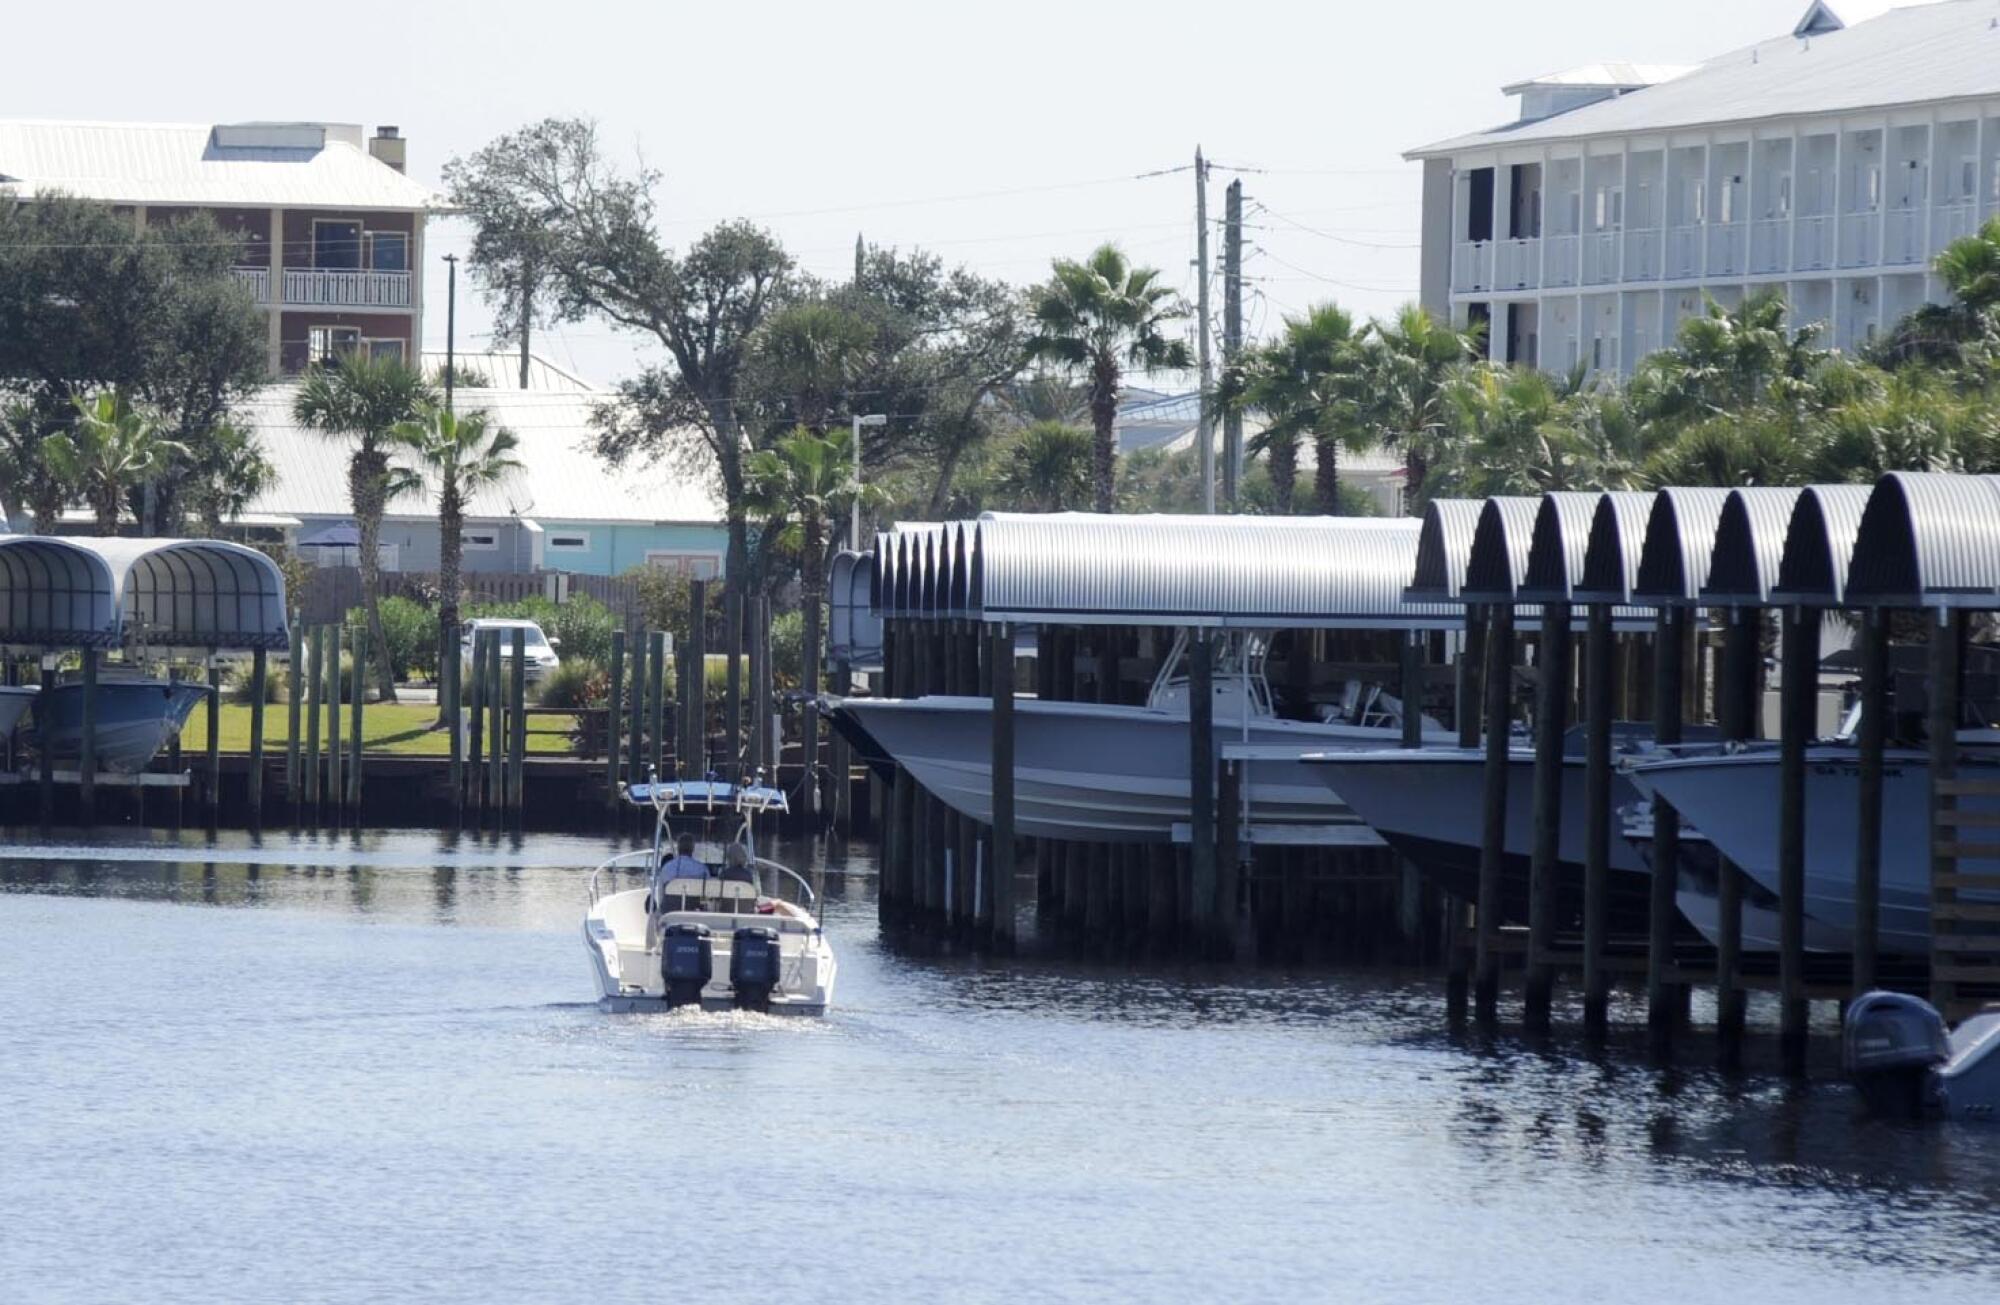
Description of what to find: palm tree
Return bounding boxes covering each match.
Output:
[1359,304,1479,510]
[293,354,437,702]
[1025,245,1193,511]
[1235,303,1369,514]
[390,405,523,652]
[184,420,276,538]
[993,421,1093,512]
[42,393,185,534]
[1935,216,2000,314]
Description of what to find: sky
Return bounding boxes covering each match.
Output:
[3,0,1924,388]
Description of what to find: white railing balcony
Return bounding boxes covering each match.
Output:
[1451,240,1494,293]
[1839,212,1882,268]
[1583,231,1620,285]
[1705,222,1748,276]
[1794,215,1832,270]
[231,266,271,304]
[1882,209,1925,266]
[1749,220,1789,274]
[1933,201,1980,254]
[1666,225,1704,280]
[1543,234,1580,287]
[282,268,413,309]
[1494,237,1540,290]
[1624,228,1661,281]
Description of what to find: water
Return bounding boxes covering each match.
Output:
[3,828,1997,1304]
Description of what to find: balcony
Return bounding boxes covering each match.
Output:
[1544,234,1580,288]
[231,267,271,303]
[1705,222,1747,277]
[1749,220,1789,274]
[1582,232,1620,285]
[1665,226,1703,280]
[1934,201,1980,253]
[1494,237,1540,291]
[1882,209,1926,266]
[1623,228,1661,281]
[1452,241,1494,293]
[1795,215,1832,270]
[1839,212,1882,268]
[283,269,412,309]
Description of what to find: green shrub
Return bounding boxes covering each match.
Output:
[346,594,438,682]
[770,610,803,688]
[226,661,289,704]
[538,657,609,709]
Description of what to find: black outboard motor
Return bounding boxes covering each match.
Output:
[730,926,782,1012]
[661,922,713,1009]
[1844,990,1950,1117]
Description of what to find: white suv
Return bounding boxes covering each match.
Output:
[461,617,561,685]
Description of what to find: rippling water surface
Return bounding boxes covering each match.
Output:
[3,827,1996,1303]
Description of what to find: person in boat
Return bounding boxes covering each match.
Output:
[652,833,708,904]
[721,842,755,887]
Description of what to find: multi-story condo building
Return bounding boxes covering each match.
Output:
[1409,0,2000,374]
[0,119,432,377]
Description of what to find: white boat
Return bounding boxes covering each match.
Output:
[33,673,209,773]
[1619,801,1851,952]
[1628,746,2000,955]
[583,780,836,1015]
[829,632,1450,843]
[0,685,37,736]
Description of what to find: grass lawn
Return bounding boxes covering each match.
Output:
[178,701,583,757]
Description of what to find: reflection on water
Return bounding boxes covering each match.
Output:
[1,829,1995,1303]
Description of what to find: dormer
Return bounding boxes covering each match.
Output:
[1502,62,1695,124]
[1793,1,1845,38]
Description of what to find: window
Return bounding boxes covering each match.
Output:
[1689,179,1705,225]
[1775,174,1792,218]
[312,219,363,270]
[364,338,405,363]
[547,531,591,553]
[644,550,722,579]
[463,530,500,552]
[365,230,408,271]
[1720,178,1738,224]
[1963,160,1979,201]
[309,325,361,366]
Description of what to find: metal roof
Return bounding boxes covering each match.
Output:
[1842,471,2000,607]
[0,536,119,647]
[1461,497,1544,602]
[1520,491,1617,602]
[0,120,437,210]
[1772,483,1875,605]
[0,536,288,650]
[1499,62,1695,95]
[1409,2,2000,158]
[1406,499,1490,600]
[417,350,595,393]
[1632,487,1735,604]
[1699,487,1806,606]
[1575,490,1664,603]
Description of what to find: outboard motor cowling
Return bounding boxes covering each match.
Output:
[1844,990,1949,1117]
[661,922,713,1009]
[730,926,782,1012]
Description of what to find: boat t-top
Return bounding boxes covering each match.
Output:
[584,776,836,1015]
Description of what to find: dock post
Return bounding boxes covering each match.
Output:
[1524,600,1572,1031]
[1853,607,1889,997]
[687,581,708,779]
[445,621,463,824]
[1188,628,1218,958]
[939,622,965,931]
[829,661,852,834]
[1713,609,1754,1059]
[605,628,623,797]
[1581,603,1616,1037]
[486,633,502,826]
[248,647,268,830]
[648,630,667,782]
[78,646,98,826]
[304,627,323,826]
[286,616,303,816]
[348,625,365,816]
[1399,627,1427,959]
[1777,604,1820,1073]
[724,592,744,780]
[469,629,487,813]
[37,656,55,827]
[990,621,1017,950]
[1448,607,1484,1015]
[327,626,343,830]
[628,624,647,788]
[509,627,527,821]
[1474,605,1516,1022]
[206,655,223,833]
[959,625,982,932]
[1646,607,1688,1047]
[1929,608,1966,1016]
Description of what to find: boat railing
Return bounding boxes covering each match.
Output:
[754,856,818,910]
[587,849,817,917]
[587,849,658,907]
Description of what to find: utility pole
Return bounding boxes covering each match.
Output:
[855,232,865,283]
[443,253,459,417]
[1222,179,1244,505]
[1195,147,1214,513]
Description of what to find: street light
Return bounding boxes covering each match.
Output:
[851,412,888,550]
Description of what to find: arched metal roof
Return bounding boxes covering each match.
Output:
[1772,483,1875,605]
[1699,487,1804,607]
[1631,487,1733,605]
[0,536,120,647]
[80,538,291,650]
[1405,499,1489,601]
[1575,490,1663,604]
[1520,491,1613,602]
[828,550,882,668]
[1843,472,2000,608]
[1460,497,1544,602]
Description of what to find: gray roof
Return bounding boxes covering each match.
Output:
[1410,1,2000,158]
[0,536,288,650]
[1461,497,1544,602]
[1575,490,1664,604]
[1700,487,1806,606]
[1520,491,1620,602]
[1772,483,1875,604]
[1407,499,1490,600]
[1632,487,1735,604]
[0,120,436,210]
[0,536,119,647]
[418,350,594,393]
[1842,471,2000,606]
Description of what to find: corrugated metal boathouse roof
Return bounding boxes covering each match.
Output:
[1843,472,2000,609]
[0,536,289,650]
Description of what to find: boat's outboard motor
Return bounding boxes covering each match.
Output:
[730,926,782,1012]
[1844,990,1949,1117]
[660,922,713,1009]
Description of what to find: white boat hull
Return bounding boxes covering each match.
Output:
[584,887,837,1015]
[1629,749,2000,955]
[831,695,1446,843]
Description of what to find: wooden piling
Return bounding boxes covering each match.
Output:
[206,657,223,832]
[627,626,647,786]
[1713,610,1756,1056]
[486,633,502,824]
[247,647,267,830]
[1853,607,1889,996]
[1474,605,1515,1021]
[469,629,487,812]
[509,627,527,819]
[1581,603,1615,1036]
[348,626,365,814]
[605,628,623,797]
[1524,601,1572,1029]
[1777,604,1819,1072]
[648,630,667,781]
[77,647,98,825]
[37,658,54,827]
[1929,609,1968,1016]
[1456,606,1484,750]
[305,627,323,825]
[328,627,344,829]
[1646,608,1687,1041]
[724,591,744,779]
[686,580,708,779]
[286,617,303,812]
[445,621,463,823]
[990,621,1017,949]
[1188,629,1218,957]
